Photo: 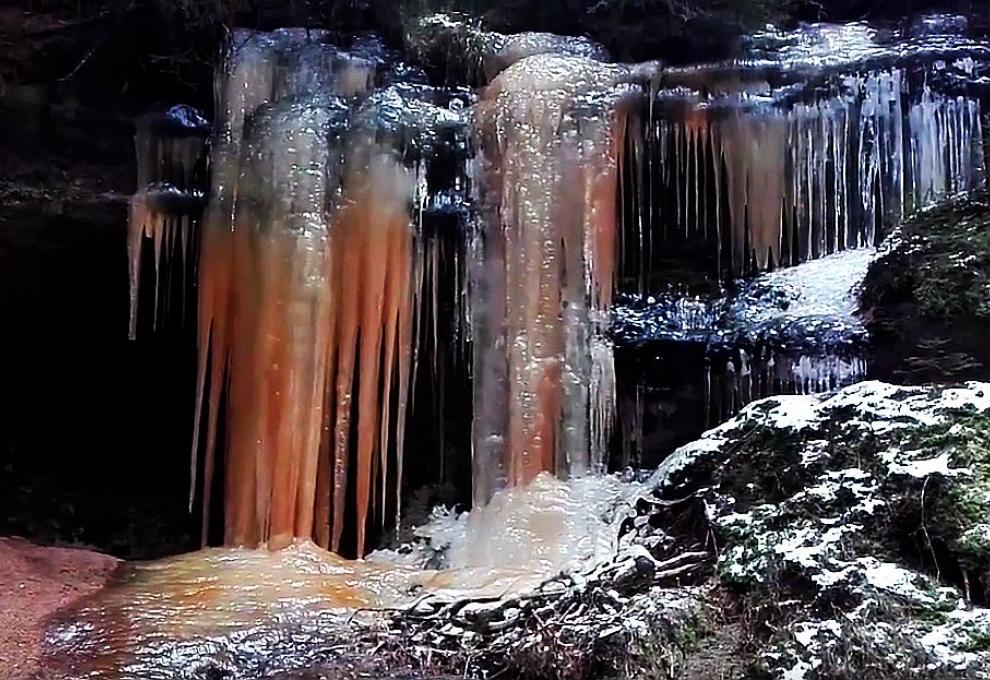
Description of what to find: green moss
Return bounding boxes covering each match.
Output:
[893,412,990,574]
[913,604,952,626]
[717,403,990,593]
[709,402,817,504]
[959,627,990,654]
[956,526,990,559]
[864,191,990,322]
[931,415,990,563]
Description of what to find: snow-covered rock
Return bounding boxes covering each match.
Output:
[650,381,990,679]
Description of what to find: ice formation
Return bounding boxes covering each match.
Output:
[403,472,643,580]
[606,21,988,464]
[131,25,640,554]
[127,105,209,338]
[124,17,990,558]
[622,24,987,285]
[469,54,645,504]
[704,247,874,421]
[188,30,472,556]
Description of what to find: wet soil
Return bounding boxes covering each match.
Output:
[0,538,119,679]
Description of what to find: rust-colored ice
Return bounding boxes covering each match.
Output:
[470,55,638,503]
[44,541,420,679]
[184,31,446,557]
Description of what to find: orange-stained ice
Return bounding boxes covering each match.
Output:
[470,55,636,503]
[186,31,424,557]
[44,541,420,679]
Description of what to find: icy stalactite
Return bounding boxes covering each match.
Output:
[708,350,869,424]
[614,347,869,467]
[589,337,616,476]
[127,105,209,339]
[406,194,474,507]
[320,150,418,556]
[188,30,472,556]
[128,190,201,336]
[471,55,644,504]
[626,58,986,286]
[219,94,352,550]
[349,84,474,540]
[908,85,986,207]
[191,31,374,553]
[191,30,378,548]
[133,111,207,197]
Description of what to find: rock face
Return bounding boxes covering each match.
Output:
[0,538,118,680]
[651,381,990,679]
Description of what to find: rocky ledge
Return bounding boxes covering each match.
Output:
[651,380,990,679]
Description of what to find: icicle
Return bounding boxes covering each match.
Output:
[328,150,417,556]
[628,58,986,285]
[127,106,209,338]
[181,30,473,556]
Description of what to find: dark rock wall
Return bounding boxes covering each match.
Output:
[0,2,205,558]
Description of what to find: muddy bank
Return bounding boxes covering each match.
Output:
[0,538,118,679]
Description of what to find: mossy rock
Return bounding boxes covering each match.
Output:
[863,191,990,322]
[648,381,990,678]
[862,190,990,383]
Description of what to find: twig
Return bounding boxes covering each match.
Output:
[919,475,941,583]
[59,38,104,82]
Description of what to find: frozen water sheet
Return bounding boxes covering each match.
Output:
[45,474,647,679]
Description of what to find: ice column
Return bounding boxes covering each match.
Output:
[471,55,635,504]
